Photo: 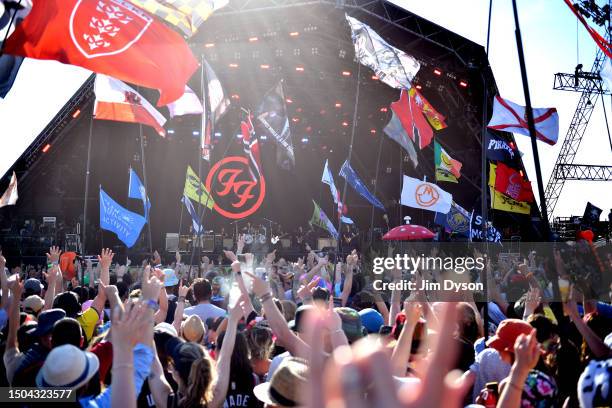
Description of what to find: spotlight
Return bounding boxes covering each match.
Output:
[192,131,200,136]
[72,109,81,118]
[260,135,268,140]
[296,107,303,113]
[295,66,304,72]
[289,31,300,37]
[342,71,351,76]
[415,84,422,90]
[249,36,258,42]
[229,63,239,68]
[370,129,376,134]
[380,107,388,112]
[286,98,293,104]
[433,68,442,76]
[301,137,309,143]
[341,121,349,127]
[292,117,300,123]
[231,94,240,100]
[204,43,215,48]
[335,102,342,108]
[260,64,270,69]
[459,80,468,88]
[42,144,51,153]
[167,129,175,134]
[371,75,379,80]
[214,132,222,138]
[237,134,243,139]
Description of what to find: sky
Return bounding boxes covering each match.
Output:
[390,0,612,219]
[0,0,610,219]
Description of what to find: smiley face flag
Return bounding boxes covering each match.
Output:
[434,141,462,183]
[400,175,452,214]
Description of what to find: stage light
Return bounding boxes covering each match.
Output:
[296,107,303,113]
[520,170,524,177]
[306,126,312,132]
[459,80,468,88]
[292,117,300,123]
[334,102,342,108]
[370,129,376,134]
[289,31,300,37]
[167,129,175,134]
[293,48,301,56]
[329,149,333,153]
[301,137,309,143]
[295,66,304,72]
[214,132,222,138]
[286,98,293,104]
[339,49,346,58]
[260,64,270,69]
[371,75,379,80]
[72,109,81,118]
[509,142,515,149]
[249,36,258,42]
[42,144,51,153]
[342,121,349,127]
[237,134,243,139]
[320,109,326,115]
[231,94,240,100]
[380,107,388,112]
[204,43,215,48]
[342,71,351,76]
[415,84,422,90]
[229,63,239,68]
[192,131,200,136]
[433,68,442,76]
[260,135,267,140]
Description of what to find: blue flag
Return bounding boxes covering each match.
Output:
[339,160,385,210]
[321,160,353,224]
[434,202,472,238]
[181,195,202,234]
[128,168,150,220]
[100,188,146,248]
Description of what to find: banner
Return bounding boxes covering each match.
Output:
[128,168,150,219]
[434,202,471,237]
[0,171,18,208]
[256,81,294,169]
[346,15,420,89]
[4,0,198,106]
[167,85,203,118]
[184,166,215,209]
[434,141,462,183]
[485,131,518,162]
[400,175,452,214]
[471,214,502,242]
[490,187,531,215]
[99,188,146,247]
[494,162,534,202]
[583,202,602,224]
[310,200,338,239]
[201,59,230,161]
[339,160,385,210]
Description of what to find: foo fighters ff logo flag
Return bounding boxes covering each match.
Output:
[4,0,198,106]
[400,175,452,214]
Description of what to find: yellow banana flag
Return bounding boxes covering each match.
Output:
[489,163,530,214]
[184,166,215,209]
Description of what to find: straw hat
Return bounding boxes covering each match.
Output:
[253,357,309,407]
[36,345,99,389]
[181,315,205,343]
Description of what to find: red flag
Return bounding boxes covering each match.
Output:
[390,89,434,149]
[4,0,197,106]
[494,162,534,202]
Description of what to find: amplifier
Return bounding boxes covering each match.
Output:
[223,238,234,249]
[317,238,337,250]
[165,233,179,252]
[280,238,291,248]
[201,235,215,252]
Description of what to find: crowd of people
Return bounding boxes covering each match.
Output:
[0,237,611,408]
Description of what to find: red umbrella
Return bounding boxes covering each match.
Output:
[382,224,435,241]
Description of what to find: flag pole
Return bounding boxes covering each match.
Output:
[369,136,384,244]
[81,113,94,286]
[139,124,154,255]
[337,64,362,259]
[511,0,550,236]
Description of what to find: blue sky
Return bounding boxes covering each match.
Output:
[390,0,612,218]
[0,0,610,219]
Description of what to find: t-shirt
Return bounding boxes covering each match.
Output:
[469,348,511,403]
[78,307,100,342]
[223,372,261,408]
[184,302,226,324]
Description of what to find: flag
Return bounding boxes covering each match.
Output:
[0,0,31,44]
[564,0,612,59]
[127,0,228,37]
[434,202,471,238]
[184,165,214,209]
[99,187,146,247]
[310,200,338,239]
[383,110,418,168]
[94,74,167,136]
[321,160,352,222]
[400,175,452,214]
[494,162,534,202]
[346,15,420,89]
[485,131,518,162]
[490,187,531,215]
[241,111,262,181]
[256,81,294,169]
[339,160,385,210]
[487,95,559,145]
[390,89,440,149]
[181,194,202,234]
[414,88,447,130]
[601,57,612,92]
[167,85,203,118]
[582,202,602,224]
[434,141,462,183]
[0,171,18,208]
[128,168,150,219]
[4,0,198,106]
[0,55,22,98]
[201,59,230,161]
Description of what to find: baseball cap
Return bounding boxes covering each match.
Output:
[155,322,178,337]
[23,295,45,315]
[27,308,66,337]
[24,278,43,296]
[253,357,309,407]
[358,308,384,334]
[335,307,365,343]
[165,337,205,382]
[182,315,205,343]
[288,304,315,333]
[486,319,533,352]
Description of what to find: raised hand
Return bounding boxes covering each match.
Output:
[0,250,6,271]
[242,270,271,298]
[46,246,61,264]
[402,299,423,326]
[152,250,161,266]
[346,249,358,267]
[141,266,163,301]
[8,275,24,298]
[265,249,276,265]
[98,248,115,270]
[244,253,255,266]
[178,280,189,298]
[236,234,245,254]
[513,330,540,374]
[524,287,541,317]
[111,302,148,347]
[224,250,238,263]
[297,276,321,300]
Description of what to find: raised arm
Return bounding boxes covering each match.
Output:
[497,330,540,408]
[0,252,8,310]
[173,281,189,335]
[43,265,60,312]
[564,288,611,359]
[391,300,422,377]
[388,267,402,325]
[90,249,113,314]
[6,277,23,350]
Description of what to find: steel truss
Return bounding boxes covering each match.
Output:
[553,72,611,94]
[554,164,612,181]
